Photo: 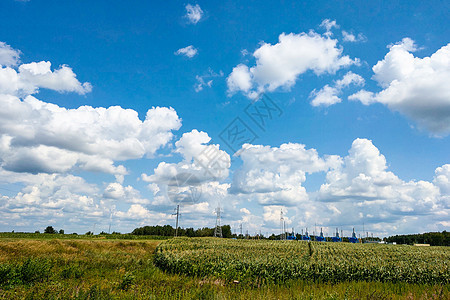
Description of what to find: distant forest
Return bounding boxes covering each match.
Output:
[385,231,449,246]
[131,225,233,238]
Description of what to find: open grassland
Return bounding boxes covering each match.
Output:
[0,236,448,299]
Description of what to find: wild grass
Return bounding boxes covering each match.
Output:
[0,236,448,299]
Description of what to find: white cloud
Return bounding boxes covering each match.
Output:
[320,19,339,37]
[342,31,366,43]
[335,71,365,88]
[0,173,101,228]
[263,205,291,226]
[103,182,150,204]
[349,38,450,135]
[227,64,252,94]
[0,42,21,67]
[240,207,251,215]
[310,85,341,107]
[0,61,92,97]
[310,71,365,107]
[194,69,223,92]
[348,90,375,105]
[0,94,181,175]
[316,138,448,232]
[434,164,450,196]
[227,31,358,98]
[231,143,340,206]
[0,42,91,97]
[175,45,198,58]
[185,4,203,24]
[225,138,449,235]
[142,130,231,206]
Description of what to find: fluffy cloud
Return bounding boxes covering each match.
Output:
[349,38,450,135]
[0,94,181,175]
[175,45,198,58]
[0,42,21,67]
[227,30,358,98]
[231,143,340,206]
[0,42,91,97]
[310,71,364,106]
[0,173,101,229]
[0,168,168,233]
[434,164,450,197]
[226,138,448,235]
[320,19,339,37]
[185,4,203,24]
[0,61,92,97]
[263,205,291,226]
[103,182,150,204]
[142,130,231,206]
[316,138,448,233]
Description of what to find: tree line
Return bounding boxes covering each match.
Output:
[131,225,233,238]
[385,231,449,246]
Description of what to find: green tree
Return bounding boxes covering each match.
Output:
[44,226,56,234]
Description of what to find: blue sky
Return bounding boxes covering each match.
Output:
[0,0,449,237]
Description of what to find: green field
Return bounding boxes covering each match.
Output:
[0,235,448,299]
[155,238,449,284]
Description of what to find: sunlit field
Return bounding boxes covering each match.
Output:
[155,238,449,284]
[0,235,448,299]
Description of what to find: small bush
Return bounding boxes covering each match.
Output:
[0,258,53,287]
[118,272,135,291]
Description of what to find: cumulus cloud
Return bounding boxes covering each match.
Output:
[175,45,198,58]
[0,173,101,229]
[225,138,448,235]
[185,4,203,24]
[316,138,448,233]
[142,130,231,206]
[310,71,365,106]
[263,205,292,225]
[349,38,450,135]
[103,182,150,204]
[0,94,181,175]
[227,30,358,98]
[0,61,92,97]
[231,143,340,206]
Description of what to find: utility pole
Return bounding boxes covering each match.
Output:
[173,205,180,237]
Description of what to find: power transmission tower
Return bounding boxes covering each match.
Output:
[239,223,243,236]
[172,205,180,237]
[280,209,285,240]
[108,210,112,234]
[214,205,223,238]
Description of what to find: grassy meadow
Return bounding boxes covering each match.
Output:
[0,234,448,299]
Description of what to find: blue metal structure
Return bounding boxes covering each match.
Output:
[286,232,297,240]
[349,227,358,243]
[301,228,311,241]
[331,228,341,242]
[316,227,326,242]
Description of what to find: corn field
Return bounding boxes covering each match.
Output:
[154,238,449,284]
